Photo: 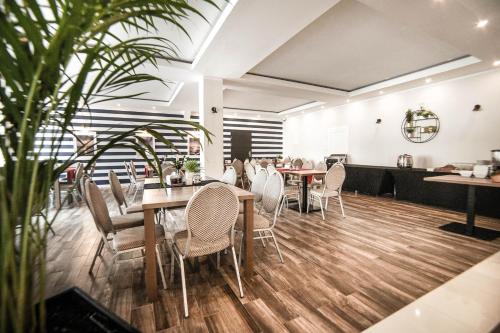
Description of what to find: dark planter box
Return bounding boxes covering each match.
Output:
[42,287,139,333]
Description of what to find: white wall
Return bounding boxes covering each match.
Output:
[284,69,500,168]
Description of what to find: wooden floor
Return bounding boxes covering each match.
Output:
[45,188,500,333]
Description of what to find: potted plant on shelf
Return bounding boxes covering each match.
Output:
[0,1,215,332]
[183,159,200,185]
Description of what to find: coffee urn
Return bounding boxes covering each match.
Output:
[397,154,413,168]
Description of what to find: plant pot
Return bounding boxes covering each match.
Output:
[185,171,193,185]
[40,287,139,332]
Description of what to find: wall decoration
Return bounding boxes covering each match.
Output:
[401,106,440,143]
[187,131,201,156]
[73,131,96,156]
[136,133,155,157]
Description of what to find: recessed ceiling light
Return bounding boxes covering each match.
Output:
[476,19,488,28]
[117,103,121,107]
[493,60,500,66]
[301,111,305,114]
[425,78,432,83]
[152,106,156,110]
[346,99,350,103]
[379,91,384,95]
[320,106,325,109]
[257,114,261,118]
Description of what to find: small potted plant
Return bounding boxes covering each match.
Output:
[405,109,414,125]
[183,159,199,185]
[406,127,416,138]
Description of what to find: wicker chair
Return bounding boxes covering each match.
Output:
[287,158,303,187]
[266,164,276,174]
[170,183,243,317]
[250,158,257,166]
[221,166,237,185]
[310,161,327,189]
[232,159,244,187]
[237,170,284,265]
[259,160,269,169]
[307,162,346,220]
[128,160,146,201]
[83,178,145,274]
[244,162,256,189]
[84,180,166,289]
[108,170,143,215]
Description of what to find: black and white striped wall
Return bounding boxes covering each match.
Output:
[223,115,283,160]
[36,108,194,185]
[36,109,283,185]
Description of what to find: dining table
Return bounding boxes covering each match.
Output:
[279,169,327,212]
[141,177,255,301]
[424,175,500,239]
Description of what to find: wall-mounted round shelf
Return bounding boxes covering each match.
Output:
[401,108,440,143]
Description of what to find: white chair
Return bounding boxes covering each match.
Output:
[310,161,327,189]
[266,164,276,174]
[237,170,285,265]
[244,162,256,188]
[250,158,257,166]
[170,183,244,317]
[251,168,268,205]
[221,166,237,185]
[307,162,346,220]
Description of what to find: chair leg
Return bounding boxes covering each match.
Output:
[269,230,284,263]
[179,254,189,317]
[278,198,284,216]
[89,239,104,274]
[156,245,167,289]
[325,197,329,210]
[339,195,345,218]
[258,231,267,248]
[238,233,244,267]
[217,252,221,269]
[132,186,139,203]
[170,251,175,284]
[319,196,325,220]
[231,246,244,298]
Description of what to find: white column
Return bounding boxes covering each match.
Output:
[198,77,224,178]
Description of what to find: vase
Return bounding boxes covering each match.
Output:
[185,171,193,185]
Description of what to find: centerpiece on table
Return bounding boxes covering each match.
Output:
[183,159,200,185]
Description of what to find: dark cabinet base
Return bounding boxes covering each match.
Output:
[343,164,500,219]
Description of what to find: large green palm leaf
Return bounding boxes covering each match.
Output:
[0,1,217,332]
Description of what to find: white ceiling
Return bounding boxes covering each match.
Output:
[223,89,312,112]
[250,0,466,91]
[103,0,500,116]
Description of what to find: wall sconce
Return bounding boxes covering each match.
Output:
[472,104,481,112]
[376,118,382,124]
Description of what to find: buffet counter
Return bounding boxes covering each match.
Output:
[342,164,500,218]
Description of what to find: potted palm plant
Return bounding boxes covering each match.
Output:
[183,159,200,185]
[0,1,215,332]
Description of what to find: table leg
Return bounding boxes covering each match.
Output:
[144,208,158,301]
[466,185,476,235]
[301,176,308,212]
[243,198,254,277]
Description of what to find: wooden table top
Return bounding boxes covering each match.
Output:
[142,177,255,210]
[280,169,327,176]
[424,175,500,188]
